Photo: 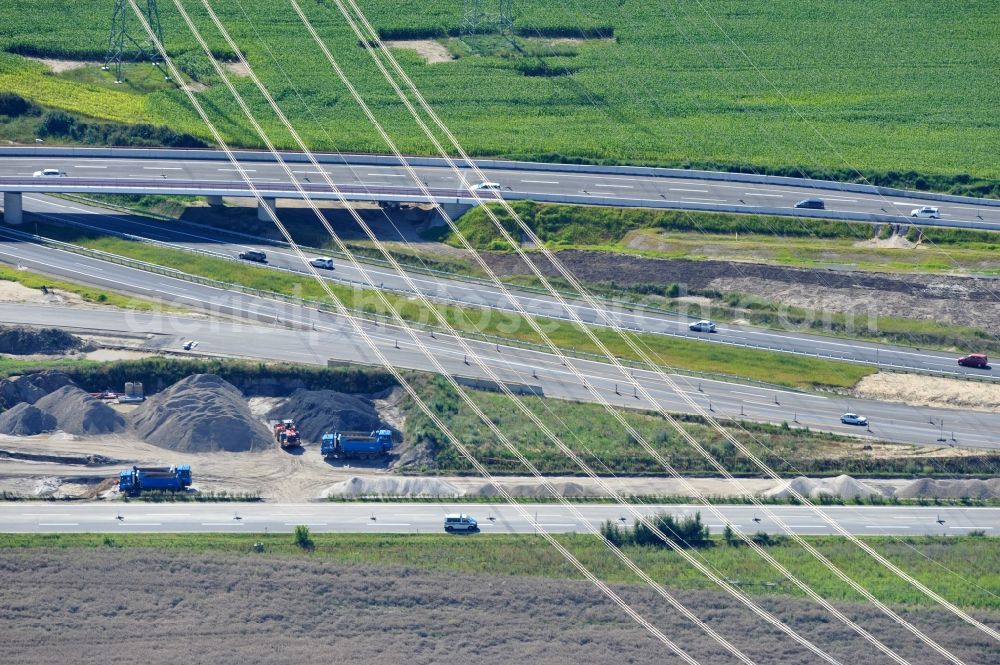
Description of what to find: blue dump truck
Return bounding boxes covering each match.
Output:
[321,430,393,460]
[119,465,192,496]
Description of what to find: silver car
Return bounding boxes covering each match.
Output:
[910,206,939,219]
[688,320,717,333]
[840,413,868,426]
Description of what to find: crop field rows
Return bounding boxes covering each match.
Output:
[0,1,997,187]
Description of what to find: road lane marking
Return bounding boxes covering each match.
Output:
[590,183,634,188]
[74,165,108,169]
[38,522,79,526]
[949,526,993,529]
[117,522,162,526]
[201,522,248,526]
[365,522,411,526]
[743,193,783,198]
[864,525,910,529]
[680,197,727,203]
[283,522,328,526]
[521,179,560,184]
[143,166,182,170]
[669,188,708,193]
[218,168,256,172]
[367,173,407,177]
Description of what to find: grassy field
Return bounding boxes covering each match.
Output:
[401,374,1000,476]
[3,531,998,611]
[0,1,998,193]
[31,219,872,389]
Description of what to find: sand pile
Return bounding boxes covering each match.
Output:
[34,386,125,436]
[476,480,607,498]
[0,370,77,408]
[324,475,462,498]
[131,374,272,453]
[763,474,883,500]
[854,373,1000,413]
[0,403,57,436]
[895,478,1000,500]
[0,325,84,355]
[266,389,382,443]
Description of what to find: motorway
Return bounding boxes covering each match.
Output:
[2,150,1000,227]
[10,193,997,381]
[2,300,1000,450]
[1,502,996,536]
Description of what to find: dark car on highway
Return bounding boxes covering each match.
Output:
[794,198,825,210]
[238,250,267,264]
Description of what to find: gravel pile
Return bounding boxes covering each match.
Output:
[895,478,1000,500]
[323,476,462,498]
[0,325,84,355]
[34,386,125,436]
[131,374,272,453]
[267,390,382,443]
[476,480,605,498]
[0,403,57,436]
[0,371,76,408]
[763,474,882,500]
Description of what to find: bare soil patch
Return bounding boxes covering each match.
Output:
[855,373,1000,413]
[2,549,997,665]
[481,250,1000,331]
[0,279,87,306]
[24,57,101,73]
[382,39,453,64]
[224,61,251,77]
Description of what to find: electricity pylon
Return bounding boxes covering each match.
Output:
[103,0,167,83]
[462,0,514,37]
[498,0,514,36]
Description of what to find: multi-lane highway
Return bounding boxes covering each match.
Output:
[11,193,997,381]
[1,301,999,449]
[2,149,1000,227]
[0,502,995,536]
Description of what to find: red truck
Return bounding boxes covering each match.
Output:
[958,353,989,368]
[271,419,301,448]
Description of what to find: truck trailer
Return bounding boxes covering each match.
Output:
[118,465,192,495]
[321,429,393,460]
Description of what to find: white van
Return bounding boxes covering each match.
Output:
[444,513,479,533]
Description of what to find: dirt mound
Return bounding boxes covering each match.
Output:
[475,480,608,498]
[34,386,125,436]
[131,374,271,453]
[0,325,85,355]
[0,403,57,436]
[763,474,883,500]
[0,370,77,408]
[895,478,1000,500]
[267,390,382,443]
[323,475,462,498]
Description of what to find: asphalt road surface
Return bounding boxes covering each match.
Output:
[2,152,1000,228]
[1,300,999,450]
[11,193,997,381]
[0,502,995,536]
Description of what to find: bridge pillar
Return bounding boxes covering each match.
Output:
[257,197,277,221]
[206,195,224,206]
[2,192,23,225]
[436,202,473,224]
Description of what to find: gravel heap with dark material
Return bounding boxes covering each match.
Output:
[0,403,57,436]
[0,325,85,355]
[131,374,272,453]
[266,389,382,443]
[34,386,125,436]
[0,371,77,408]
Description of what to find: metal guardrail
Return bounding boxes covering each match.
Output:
[0,225,811,393]
[36,212,1000,384]
[4,145,999,209]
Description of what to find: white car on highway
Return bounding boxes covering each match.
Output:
[32,168,66,177]
[444,513,479,533]
[310,257,334,270]
[688,320,717,333]
[470,181,502,192]
[840,413,868,426]
[910,206,939,219]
